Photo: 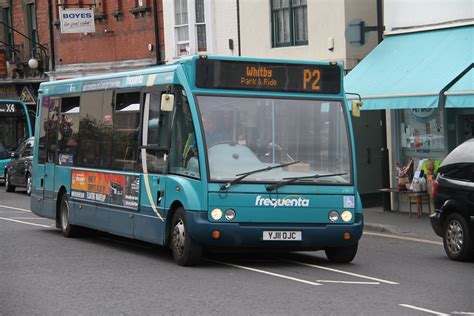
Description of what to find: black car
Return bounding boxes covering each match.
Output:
[5,137,34,195]
[430,138,474,261]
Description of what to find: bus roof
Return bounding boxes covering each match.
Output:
[39,55,344,97]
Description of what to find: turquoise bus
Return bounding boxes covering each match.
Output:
[1,100,33,182]
[31,55,363,266]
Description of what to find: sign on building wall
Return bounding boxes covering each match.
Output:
[59,8,95,34]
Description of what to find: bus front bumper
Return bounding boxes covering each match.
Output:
[186,211,363,250]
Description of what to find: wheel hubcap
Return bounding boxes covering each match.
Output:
[446,220,464,255]
[27,177,31,194]
[172,219,186,256]
[61,200,69,230]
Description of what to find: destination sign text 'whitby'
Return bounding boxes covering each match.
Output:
[195,59,341,94]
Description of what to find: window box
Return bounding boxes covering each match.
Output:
[130,5,150,18]
[94,12,107,23]
[111,10,123,21]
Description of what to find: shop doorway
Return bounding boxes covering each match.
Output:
[457,115,474,144]
[352,110,386,206]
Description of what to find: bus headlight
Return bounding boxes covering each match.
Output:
[225,209,236,221]
[328,210,339,222]
[341,210,353,222]
[211,208,223,220]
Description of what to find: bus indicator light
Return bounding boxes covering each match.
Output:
[343,232,351,240]
[212,231,221,239]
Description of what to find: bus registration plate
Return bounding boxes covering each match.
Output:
[263,231,302,241]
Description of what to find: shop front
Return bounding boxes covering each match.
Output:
[345,20,473,210]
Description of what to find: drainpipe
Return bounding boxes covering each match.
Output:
[376,0,383,43]
[236,0,241,56]
[153,0,163,64]
[47,0,55,71]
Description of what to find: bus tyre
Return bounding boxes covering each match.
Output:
[170,207,203,266]
[443,213,474,261]
[325,242,358,263]
[5,171,15,192]
[59,194,80,238]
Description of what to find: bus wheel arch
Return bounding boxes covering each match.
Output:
[169,206,203,266]
[165,201,184,245]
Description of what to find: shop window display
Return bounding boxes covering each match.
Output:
[400,108,445,151]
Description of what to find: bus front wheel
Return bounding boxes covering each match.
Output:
[325,242,358,263]
[170,207,203,266]
[59,193,80,238]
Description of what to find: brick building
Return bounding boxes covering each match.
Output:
[50,0,165,79]
[0,0,51,110]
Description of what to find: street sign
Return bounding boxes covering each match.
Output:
[20,86,36,105]
[59,8,95,34]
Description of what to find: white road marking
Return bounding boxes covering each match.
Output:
[0,204,31,213]
[282,259,399,285]
[316,280,380,285]
[208,259,322,286]
[452,312,474,315]
[365,231,443,246]
[399,304,449,316]
[0,216,52,228]
[9,217,49,220]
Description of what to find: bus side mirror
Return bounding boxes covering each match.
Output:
[161,94,175,112]
[352,100,363,117]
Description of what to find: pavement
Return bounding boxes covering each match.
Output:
[363,206,442,242]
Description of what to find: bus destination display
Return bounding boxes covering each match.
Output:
[0,101,22,115]
[195,59,341,94]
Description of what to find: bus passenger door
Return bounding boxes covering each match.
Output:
[41,98,60,213]
[134,90,172,244]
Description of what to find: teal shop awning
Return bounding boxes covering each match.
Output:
[445,67,474,108]
[345,24,474,110]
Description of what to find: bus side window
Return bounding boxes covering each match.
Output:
[169,87,200,178]
[46,98,60,164]
[111,92,141,171]
[58,96,80,166]
[141,91,170,174]
[38,97,50,164]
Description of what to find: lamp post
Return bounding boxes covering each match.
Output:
[28,45,50,71]
[0,21,50,72]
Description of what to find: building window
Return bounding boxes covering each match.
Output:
[25,2,38,57]
[1,7,13,60]
[271,0,308,47]
[175,0,189,56]
[173,0,208,57]
[195,0,206,52]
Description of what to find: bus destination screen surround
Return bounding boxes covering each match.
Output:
[195,59,341,94]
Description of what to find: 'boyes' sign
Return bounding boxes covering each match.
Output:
[59,8,95,34]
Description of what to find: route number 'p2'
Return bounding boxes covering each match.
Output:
[303,69,321,91]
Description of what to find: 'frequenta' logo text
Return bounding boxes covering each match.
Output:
[255,195,310,208]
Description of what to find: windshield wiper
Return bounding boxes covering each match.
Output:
[266,172,347,192]
[220,161,301,190]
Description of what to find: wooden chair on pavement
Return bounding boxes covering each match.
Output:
[408,192,432,218]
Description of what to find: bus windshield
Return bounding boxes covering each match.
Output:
[0,104,29,159]
[197,95,352,185]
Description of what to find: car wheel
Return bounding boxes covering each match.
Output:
[26,173,32,196]
[443,213,474,261]
[5,171,15,192]
[59,193,80,238]
[325,242,358,263]
[170,207,203,266]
